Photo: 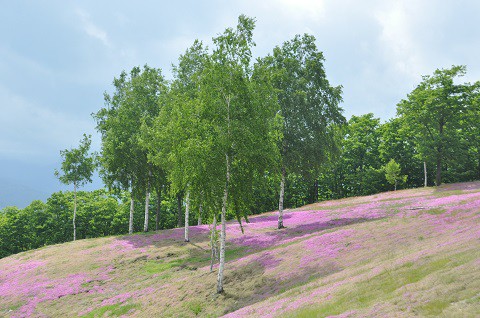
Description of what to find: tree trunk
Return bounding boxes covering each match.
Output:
[129,192,134,235]
[144,174,151,232]
[435,149,442,186]
[436,122,444,186]
[155,190,161,231]
[278,166,286,229]
[198,202,203,226]
[424,161,427,187]
[313,179,319,202]
[185,190,190,242]
[394,180,397,191]
[177,193,183,228]
[477,151,480,179]
[210,214,218,273]
[73,182,77,241]
[217,154,230,294]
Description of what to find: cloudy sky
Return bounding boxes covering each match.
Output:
[1,0,479,208]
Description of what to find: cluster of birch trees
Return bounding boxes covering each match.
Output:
[93,15,345,293]
[3,16,479,294]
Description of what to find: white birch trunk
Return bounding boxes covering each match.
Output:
[198,202,203,226]
[424,161,427,187]
[217,153,230,294]
[129,193,134,235]
[185,190,190,242]
[144,177,150,232]
[210,214,217,273]
[73,182,77,241]
[155,190,160,231]
[278,166,286,229]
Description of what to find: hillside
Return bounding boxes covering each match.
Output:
[1,182,479,317]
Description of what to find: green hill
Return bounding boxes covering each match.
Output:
[1,182,479,317]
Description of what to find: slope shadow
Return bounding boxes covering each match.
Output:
[230,217,383,249]
[434,181,480,192]
[115,225,212,249]
[246,213,293,224]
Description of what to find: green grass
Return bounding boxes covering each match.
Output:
[225,246,247,261]
[426,208,446,215]
[143,259,181,274]
[433,189,465,197]
[418,299,450,316]
[80,303,139,318]
[185,300,204,316]
[4,302,24,313]
[286,255,467,317]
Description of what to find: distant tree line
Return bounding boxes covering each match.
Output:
[1,16,479,294]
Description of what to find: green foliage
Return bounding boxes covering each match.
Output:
[0,187,193,258]
[397,65,476,186]
[266,34,345,177]
[55,134,95,188]
[94,64,167,197]
[379,117,423,187]
[383,159,407,190]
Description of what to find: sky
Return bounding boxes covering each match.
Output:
[1,0,479,208]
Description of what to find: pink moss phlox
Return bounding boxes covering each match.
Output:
[110,239,136,251]
[301,229,357,266]
[1,258,114,317]
[101,291,133,306]
[229,207,380,250]
[235,250,282,271]
[10,273,92,318]
[110,225,211,251]
[95,265,115,281]
[82,286,156,315]
[0,260,46,297]
[257,252,282,269]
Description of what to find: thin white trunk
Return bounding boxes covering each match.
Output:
[144,178,150,232]
[155,190,161,231]
[73,182,77,241]
[129,193,134,235]
[217,153,230,294]
[210,214,217,273]
[198,202,203,226]
[278,166,285,229]
[185,190,190,242]
[424,161,427,187]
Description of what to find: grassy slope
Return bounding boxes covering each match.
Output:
[1,182,479,317]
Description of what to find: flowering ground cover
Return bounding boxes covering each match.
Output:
[1,181,479,317]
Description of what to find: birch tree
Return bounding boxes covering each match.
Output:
[147,40,212,242]
[94,65,167,233]
[202,15,278,294]
[263,34,345,229]
[54,134,95,241]
[384,159,407,191]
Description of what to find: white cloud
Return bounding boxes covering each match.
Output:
[76,8,111,47]
[273,0,326,21]
[374,1,426,80]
